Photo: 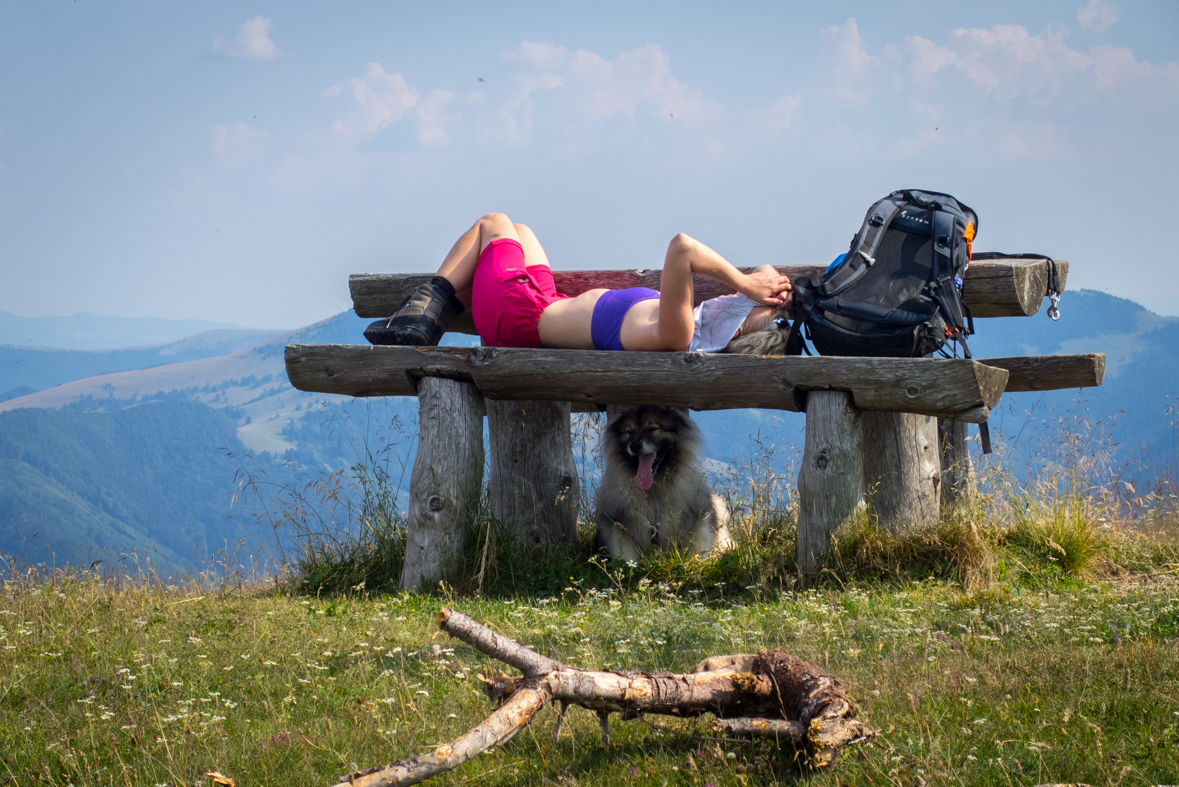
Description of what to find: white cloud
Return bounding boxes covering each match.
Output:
[563,44,712,125]
[754,95,803,135]
[212,16,279,60]
[892,101,944,158]
[822,19,880,107]
[483,41,722,155]
[825,18,879,77]
[267,151,367,195]
[906,35,959,84]
[212,122,265,166]
[1078,0,1118,32]
[328,62,421,137]
[945,23,1176,98]
[501,41,569,70]
[481,72,563,145]
[415,90,458,147]
[997,122,1067,160]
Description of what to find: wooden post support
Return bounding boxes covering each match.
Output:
[797,391,863,576]
[937,418,977,507]
[861,412,940,533]
[400,377,485,592]
[486,400,580,547]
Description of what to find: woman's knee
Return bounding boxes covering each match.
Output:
[478,212,514,231]
[667,232,695,256]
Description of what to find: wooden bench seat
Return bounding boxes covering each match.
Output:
[282,254,1098,590]
[350,257,1069,331]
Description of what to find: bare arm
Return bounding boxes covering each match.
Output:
[646,234,791,352]
[670,234,792,307]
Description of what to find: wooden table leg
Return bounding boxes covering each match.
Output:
[487,400,579,548]
[401,377,485,592]
[797,391,863,576]
[862,412,940,532]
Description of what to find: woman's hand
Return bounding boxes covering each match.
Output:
[740,267,792,307]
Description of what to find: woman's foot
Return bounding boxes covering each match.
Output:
[364,276,465,346]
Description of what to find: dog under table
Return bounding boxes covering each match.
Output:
[286,258,1104,589]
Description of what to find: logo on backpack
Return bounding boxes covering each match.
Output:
[785,189,978,360]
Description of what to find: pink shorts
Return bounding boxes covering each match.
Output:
[472,238,568,348]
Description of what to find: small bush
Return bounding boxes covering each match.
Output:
[1006,496,1110,578]
[825,504,999,589]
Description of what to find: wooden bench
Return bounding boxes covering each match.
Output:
[286,258,1105,590]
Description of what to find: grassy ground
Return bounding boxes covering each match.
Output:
[3,568,1178,787]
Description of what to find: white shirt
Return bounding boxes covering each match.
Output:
[689,294,758,353]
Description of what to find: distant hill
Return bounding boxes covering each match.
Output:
[0,311,471,461]
[0,310,270,350]
[0,292,1174,569]
[697,290,1179,471]
[0,399,290,570]
[0,328,288,395]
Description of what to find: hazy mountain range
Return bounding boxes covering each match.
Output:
[0,311,273,351]
[1,290,1175,569]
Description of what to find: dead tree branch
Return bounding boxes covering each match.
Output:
[331,609,872,787]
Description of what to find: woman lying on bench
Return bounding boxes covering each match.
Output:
[365,213,792,352]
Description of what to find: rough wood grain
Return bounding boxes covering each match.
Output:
[862,412,940,532]
[486,400,579,548]
[399,377,485,592]
[334,683,550,787]
[938,418,977,507]
[285,345,1008,421]
[349,258,1067,325]
[797,391,863,576]
[331,609,871,787]
[980,353,1104,392]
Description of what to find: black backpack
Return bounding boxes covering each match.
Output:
[785,189,979,360]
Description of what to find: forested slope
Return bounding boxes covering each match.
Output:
[0,399,287,569]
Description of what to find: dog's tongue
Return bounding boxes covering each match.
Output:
[636,453,656,491]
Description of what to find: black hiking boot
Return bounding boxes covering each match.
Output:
[364,276,464,346]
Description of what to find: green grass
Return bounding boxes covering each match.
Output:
[2,569,1178,786]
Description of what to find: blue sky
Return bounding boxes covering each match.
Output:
[1,1,1176,328]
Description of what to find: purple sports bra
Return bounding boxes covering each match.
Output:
[590,287,659,351]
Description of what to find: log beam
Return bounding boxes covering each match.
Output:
[285,345,1008,422]
[349,257,1068,327]
[978,353,1104,392]
[486,400,580,548]
[797,391,863,576]
[399,377,484,592]
[862,412,941,532]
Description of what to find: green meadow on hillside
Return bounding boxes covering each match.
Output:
[2,567,1177,787]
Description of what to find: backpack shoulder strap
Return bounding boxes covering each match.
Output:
[820,196,902,297]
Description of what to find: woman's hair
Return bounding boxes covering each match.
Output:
[720,308,790,355]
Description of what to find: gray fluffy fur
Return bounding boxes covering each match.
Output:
[595,405,732,562]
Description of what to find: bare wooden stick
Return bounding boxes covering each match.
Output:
[329,609,872,786]
[437,608,563,676]
[332,681,550,787]
[712,717,807,739]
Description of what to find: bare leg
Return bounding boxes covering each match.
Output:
[437,213,521,306]
[513,223,553,269]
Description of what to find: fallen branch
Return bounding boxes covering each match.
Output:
[332,609,872,786]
